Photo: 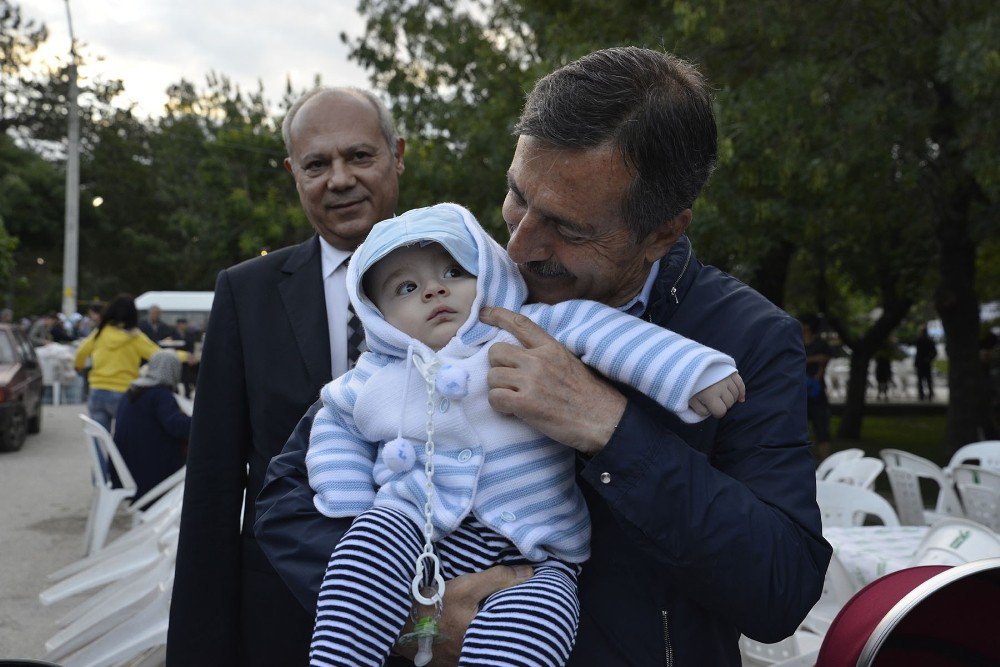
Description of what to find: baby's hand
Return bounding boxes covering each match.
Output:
[689,372,745,419]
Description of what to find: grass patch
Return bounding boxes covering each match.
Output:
[824,413,948,500]
[830,414,949,465]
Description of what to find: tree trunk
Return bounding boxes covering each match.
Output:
[929,82,990,454]
[934,181,989,452]
[832,297,914,440]
[839,351,872,439]
[750,239,795,308]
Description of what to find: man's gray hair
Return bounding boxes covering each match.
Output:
[281,86,401,158]
[515,47,718,242]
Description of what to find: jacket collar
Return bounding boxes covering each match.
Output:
[645,234,699,326]
[278,235,332,388]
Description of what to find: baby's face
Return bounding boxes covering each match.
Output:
[365,243,477,351]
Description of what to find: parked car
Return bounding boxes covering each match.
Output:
[0,323,44,451]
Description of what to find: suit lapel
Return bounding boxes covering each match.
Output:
[278,236,332,389]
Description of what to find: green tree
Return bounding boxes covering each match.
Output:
[346,0,998,449]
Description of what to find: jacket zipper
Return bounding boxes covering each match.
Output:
[661,610,674,667]
[669,245,693,304]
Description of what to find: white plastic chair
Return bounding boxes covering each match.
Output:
[879,448,963,526]
[57,583,170,667]
[801,551,860,636]
[47,496,182,584]
[826,456,884,490]
[80,414,138,555]
[816,480,900,528]
[945,441,1000,475]
[952,465,1000,532]
[739,630,823,665]
[44,537,176,663]
[909,517,1000,566]
[816,448,864,481]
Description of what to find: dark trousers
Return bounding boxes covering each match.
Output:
[239,565,314,666]
[916,364,934,400]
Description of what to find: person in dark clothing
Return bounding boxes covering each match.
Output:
[113,351,191,500]
[255,47,829,667]
[874,343,895,400]
[138,305,177,343]
[800,315,832,459]
[914,326,937,401]
[173,318,201,398]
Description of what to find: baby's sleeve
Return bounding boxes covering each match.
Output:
[521,300,737,423]
[305,363,378,517]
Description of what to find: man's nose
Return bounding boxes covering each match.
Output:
[506,213,551,264]
[326,162,356,190]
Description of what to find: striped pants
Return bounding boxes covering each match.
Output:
[310,506,580,666]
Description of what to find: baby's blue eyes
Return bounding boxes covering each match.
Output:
[395,281,417,296]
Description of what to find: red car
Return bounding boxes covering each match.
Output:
[0,324,44,452]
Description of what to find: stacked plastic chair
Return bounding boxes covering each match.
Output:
[879,449,963,526]
[815,480,900,528]
[825,457,885,491]
[951,465,1000,532]
[38,421,185,667]
[816,449,864,481]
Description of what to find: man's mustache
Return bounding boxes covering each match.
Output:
[522,260,570,278]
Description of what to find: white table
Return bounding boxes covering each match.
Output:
[824,526,929,587]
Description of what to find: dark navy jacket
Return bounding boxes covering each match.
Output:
[114,385,191,500]
[255,235,831,665]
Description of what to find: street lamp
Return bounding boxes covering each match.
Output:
[61,0,80,318]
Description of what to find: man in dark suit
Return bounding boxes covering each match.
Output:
[167,87,406,666]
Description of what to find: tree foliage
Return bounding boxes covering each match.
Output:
[2,0,996,446]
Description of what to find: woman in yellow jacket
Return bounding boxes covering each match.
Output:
[75,294,171,433]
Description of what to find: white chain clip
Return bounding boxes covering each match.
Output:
[410,354,445,607]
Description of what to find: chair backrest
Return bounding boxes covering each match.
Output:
[952,465,1000,532]
[816,480,900,527]
[946,441,1000,474]
[910,517,1000,566]
[80,414,137,492]
[879,448,962,525]
[827,457,885,490]
[816,448,864,481]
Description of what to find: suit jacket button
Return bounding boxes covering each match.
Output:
[600,472,612,484]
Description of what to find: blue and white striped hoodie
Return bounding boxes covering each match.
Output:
[306,203,737,563]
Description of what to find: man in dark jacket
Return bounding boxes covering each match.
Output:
[167,87,406,665]
[256,47,830,665]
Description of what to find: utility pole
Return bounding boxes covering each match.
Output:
[61,0,80,317]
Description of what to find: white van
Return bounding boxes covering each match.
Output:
[135,291,214,330]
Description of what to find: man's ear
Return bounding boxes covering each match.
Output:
[283,157,293,174]
[394,138,406,175]
[643,209,692,263]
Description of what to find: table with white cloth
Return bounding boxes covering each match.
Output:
[823,526,929,587]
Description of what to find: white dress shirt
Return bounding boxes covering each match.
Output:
[319,237,353,378]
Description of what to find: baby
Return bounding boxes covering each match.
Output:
[307,203,744,666]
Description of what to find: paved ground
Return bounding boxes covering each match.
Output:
[0,403,129,660]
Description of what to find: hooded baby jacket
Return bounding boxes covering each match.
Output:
[306,203,737,563]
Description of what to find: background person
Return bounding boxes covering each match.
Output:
[914,325,937,401]
[256,47,829,666]
[73,294,166,433]
[138,305,177,343]
[167,86,407,666]
[800,314,832,460]
[113,350,191,500]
